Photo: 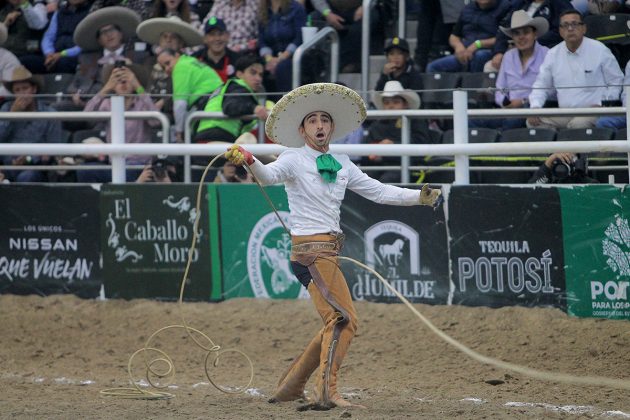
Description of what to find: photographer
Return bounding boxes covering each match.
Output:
[213,161,253,183]
[136,157,180,183]
[77,63,158,183]
[529,152,598,184]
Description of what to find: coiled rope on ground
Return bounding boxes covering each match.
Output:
[101,155,254,400]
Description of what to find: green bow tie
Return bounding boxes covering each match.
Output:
[316,154,342,183]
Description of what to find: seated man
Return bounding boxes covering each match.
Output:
[67,6,148,107]
[527,10,623,129]
[426,0,512,73]
[136,16,204,115]
[77,65,158,183]
[487,0,573,72]
[157,48,223,142]
[374,37,422,93]
[0,66,62,182]
[195,54,267,143]
[363,80,431,183]
[596,57,629,131]
[471,10,549,130]
[194,16,241,82]
[20,0,91,74]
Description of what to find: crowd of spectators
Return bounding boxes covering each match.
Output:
[0,0,628,184]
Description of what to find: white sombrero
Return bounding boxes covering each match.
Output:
[265,83,367,148]
[73,7,141,51]
[499,10,549,38]
[372,80,421,110]
[136,16,203,48]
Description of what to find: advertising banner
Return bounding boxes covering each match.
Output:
[218,184,306,300]
[560,185,630,320]
[340,188,450,304]
[100,185,213,300]
[448,186,566,308]
[0,185,101,297]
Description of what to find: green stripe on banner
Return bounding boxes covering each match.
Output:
[558,185,630,320]
[207,184,222,301]
[218,185,301,300]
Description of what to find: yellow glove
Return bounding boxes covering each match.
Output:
[419,183,441,207]
[224,144,253,166]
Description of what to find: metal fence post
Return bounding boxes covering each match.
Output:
[111,96,126,183]
[453,90,470,185]
[401,115,410,183]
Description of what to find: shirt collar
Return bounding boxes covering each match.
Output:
[103,46,125,57]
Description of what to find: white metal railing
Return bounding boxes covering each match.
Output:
[1,91,629,184]
[292,27,339,88]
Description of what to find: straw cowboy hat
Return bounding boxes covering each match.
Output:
[136,16,203,48]
[372,80,421,110]
[265,83,367,148]
[0,23,7,47]
[73,7,141,51]
[500,10,549,38]
[2,65,43,91]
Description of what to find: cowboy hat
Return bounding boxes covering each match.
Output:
[137,16,203,48]
[0,23,7,47]
[372,80,421,110]
[265,83,367,148]
[2,65,43,91]
[500,10,549,38]
[73,6,141,51]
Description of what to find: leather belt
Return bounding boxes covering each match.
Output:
[291,241,339,254]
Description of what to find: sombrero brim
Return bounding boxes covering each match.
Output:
[0,23,7,47]
[372,90,420,110]
[73,7,141,51]
[499,16,549,39]
[265,83,367,148]
[136,18,203,48]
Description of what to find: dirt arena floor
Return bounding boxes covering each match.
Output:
[1,294,629,419]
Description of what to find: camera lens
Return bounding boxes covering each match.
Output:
[551,159,573,179]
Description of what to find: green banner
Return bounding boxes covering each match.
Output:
[100,185,214,300]
[218,184,308,300]
[560,185,630,320]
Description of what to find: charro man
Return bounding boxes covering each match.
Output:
[224,83,441,409]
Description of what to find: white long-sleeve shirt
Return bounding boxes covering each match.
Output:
[528,37,623,109]
[249,145,422,236]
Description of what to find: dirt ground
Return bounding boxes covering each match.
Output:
[1,294,629,419]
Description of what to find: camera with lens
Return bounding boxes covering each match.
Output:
[551,154,587,181]
[150,157,169,180]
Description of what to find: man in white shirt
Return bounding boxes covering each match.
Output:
[527,9,623,129]
[225,83,441,410]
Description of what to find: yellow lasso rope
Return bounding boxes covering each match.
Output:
[340,257,630,391]
[101,155,254,400]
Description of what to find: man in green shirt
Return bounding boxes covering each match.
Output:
[194,54,267,143]
[157,48,223,142]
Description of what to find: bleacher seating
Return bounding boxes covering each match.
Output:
[39,73,75,101]
[419,73,461,109]
[459,72,497,109]
[556,127,616,142]
[499,127,557,143]
[585,13,630,45]
[442,128,500,144]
